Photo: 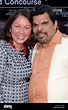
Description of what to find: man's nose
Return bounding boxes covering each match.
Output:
[37,24,43,31]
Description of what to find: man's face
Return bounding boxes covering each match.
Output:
[32,13,57,44]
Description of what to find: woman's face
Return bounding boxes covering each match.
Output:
[10,15,31,46]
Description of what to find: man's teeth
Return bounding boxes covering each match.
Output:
[39,33,44,37]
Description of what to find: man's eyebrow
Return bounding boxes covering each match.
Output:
[42,21,48,24]
[32,20,48,26]
[32,23,37,25]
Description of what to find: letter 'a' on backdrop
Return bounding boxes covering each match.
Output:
[0,0,68,34]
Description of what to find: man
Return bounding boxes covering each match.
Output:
[28,4,68,103]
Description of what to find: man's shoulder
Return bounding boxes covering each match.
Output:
[61,33,68,43]
[62,33,68,38]
[61,36,68,49]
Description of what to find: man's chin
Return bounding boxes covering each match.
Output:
[38,39,47,44]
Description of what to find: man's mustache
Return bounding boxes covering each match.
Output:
[36,31,47,36]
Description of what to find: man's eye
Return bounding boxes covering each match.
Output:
[33,24,37,27]
[42,21,48,25]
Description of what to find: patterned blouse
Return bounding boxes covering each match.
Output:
[0,40,32,103]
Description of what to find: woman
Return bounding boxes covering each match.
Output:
[0,8,33,103]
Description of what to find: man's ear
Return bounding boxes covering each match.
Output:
[54,20,58,30]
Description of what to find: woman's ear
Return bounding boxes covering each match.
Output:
[9,29,11,32]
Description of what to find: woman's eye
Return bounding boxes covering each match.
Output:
[25,27,30,29]
[24,26,31,30]
[15,25,19,27]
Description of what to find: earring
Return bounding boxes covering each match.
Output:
[9,29,11,32]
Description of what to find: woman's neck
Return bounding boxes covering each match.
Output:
[9,40,24,51]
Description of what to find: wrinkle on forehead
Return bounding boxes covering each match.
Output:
[33,13,50,24]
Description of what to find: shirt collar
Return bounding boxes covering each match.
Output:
[9,40,27,56]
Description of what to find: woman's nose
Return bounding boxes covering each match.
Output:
[19,28,24,33]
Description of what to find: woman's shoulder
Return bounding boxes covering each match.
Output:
[0,40,9,54]
[0,40,8,48]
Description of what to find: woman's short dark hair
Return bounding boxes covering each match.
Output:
[0,8,32,44]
